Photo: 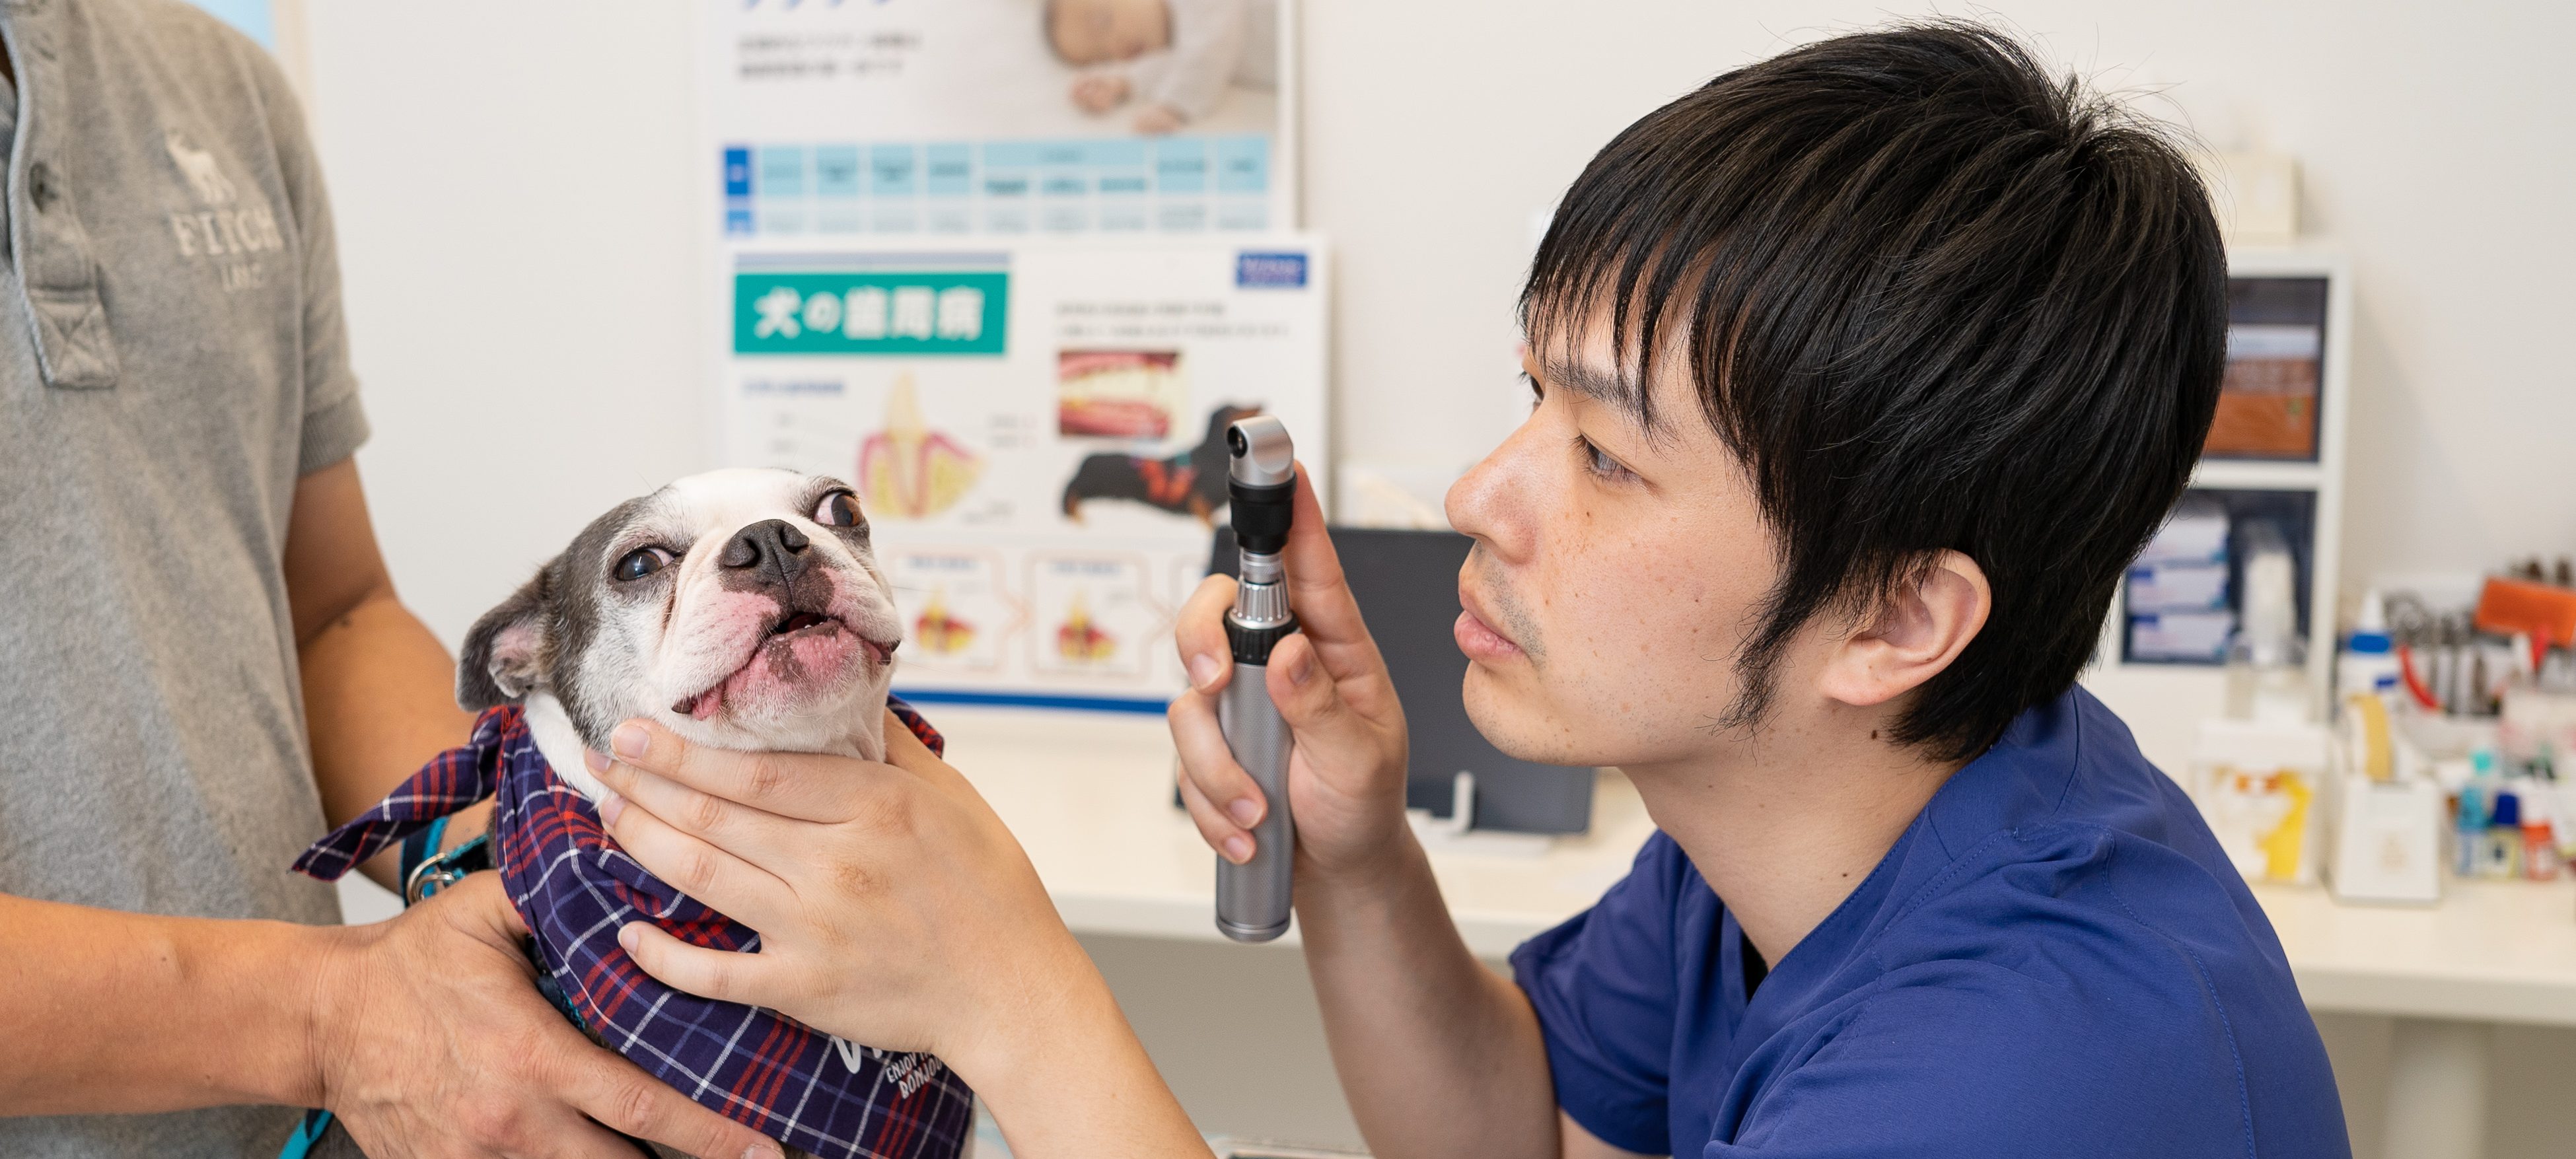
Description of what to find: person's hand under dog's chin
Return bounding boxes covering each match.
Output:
[582,711,1114,1085]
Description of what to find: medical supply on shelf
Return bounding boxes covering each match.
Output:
[2196,719,2328,885]
[2325,691,2445,903]
[2127,498,2235,663]
[2454,755,2493,879]
[2337,591,2401,701]
[2225,521,2309,724]
[2479,786,2525,880]
[2521,796,2561,881]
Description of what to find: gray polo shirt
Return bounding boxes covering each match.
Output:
[0,0,364,1154]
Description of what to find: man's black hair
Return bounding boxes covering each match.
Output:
[1523,20,2225,761]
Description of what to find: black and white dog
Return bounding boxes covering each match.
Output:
[299,468,969,1159]
[466,467,909,783]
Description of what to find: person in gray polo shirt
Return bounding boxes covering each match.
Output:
[0,3,781,1158]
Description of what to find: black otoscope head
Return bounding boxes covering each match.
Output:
[1227,415,1295,555]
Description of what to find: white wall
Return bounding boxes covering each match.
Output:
[312,1,2576,647]
[1303,0,2576,590]
[300,3,2576,1154]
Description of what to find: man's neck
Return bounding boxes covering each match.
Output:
[1625,707,1967,969]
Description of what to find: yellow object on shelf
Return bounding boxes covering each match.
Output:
[2193,719,2330,886]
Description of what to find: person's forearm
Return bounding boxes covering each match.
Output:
[1299,830,1561,1159]
[301,590,477,890]
[0,894,337,1115]
[950,938,1211,1159]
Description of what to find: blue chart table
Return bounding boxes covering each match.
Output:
[723,136,1275,237]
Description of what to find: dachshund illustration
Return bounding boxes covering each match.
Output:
[1061,404,1262,526]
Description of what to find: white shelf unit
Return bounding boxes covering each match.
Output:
[2083,248,2353,776]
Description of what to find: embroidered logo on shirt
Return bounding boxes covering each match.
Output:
[164,131,236,204]
[162,129,282,290]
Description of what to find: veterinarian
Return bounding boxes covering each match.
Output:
[585,22,2352,1159]
[0,3,784,1158]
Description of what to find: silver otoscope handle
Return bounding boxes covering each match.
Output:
[1216,415,1297,942]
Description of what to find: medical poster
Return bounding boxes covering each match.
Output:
[703,0,1294,239]
[718,240,1328,708]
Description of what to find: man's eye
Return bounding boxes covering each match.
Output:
[614,546,676,582]
[1577,436,1636,481]
[813,489,863,528]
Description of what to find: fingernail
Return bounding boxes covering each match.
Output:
[1228,797,1261,827]
[1223,834,1254,864]
[1287,650,1313,685]
[583,748,610,773]
[746,1144,785,1159]
[612,722,649,759]
[1188,653,1222,690]
[618,923,641,952]
[596,790,626,827]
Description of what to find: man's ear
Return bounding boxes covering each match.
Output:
[1818,550,1991,710]
[458,569,552,711]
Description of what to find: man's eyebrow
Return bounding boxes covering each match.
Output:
[1536,355,1643,407]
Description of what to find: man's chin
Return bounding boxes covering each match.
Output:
[1460,664,1595,767]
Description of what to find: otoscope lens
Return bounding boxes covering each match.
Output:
[1228,427,1247,456]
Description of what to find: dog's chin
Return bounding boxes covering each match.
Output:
[664,620,895,747]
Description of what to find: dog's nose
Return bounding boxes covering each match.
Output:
[719,518,810,584]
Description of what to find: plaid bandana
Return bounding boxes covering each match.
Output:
[295,701,973,1159]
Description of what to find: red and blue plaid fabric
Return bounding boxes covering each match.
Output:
[294,701,972,1159]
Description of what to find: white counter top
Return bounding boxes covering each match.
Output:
[939,705,2576,1026]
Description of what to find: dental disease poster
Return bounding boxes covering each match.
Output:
[703,0,1323,710]
[715,240,1327,709]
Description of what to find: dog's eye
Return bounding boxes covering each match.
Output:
[613,545,675,582]
[814,489,863,528]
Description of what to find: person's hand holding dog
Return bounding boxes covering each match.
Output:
[311,872,781,1159]
[587,719,1210,1158]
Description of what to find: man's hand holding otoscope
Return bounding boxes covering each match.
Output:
[1167,422,1415,940]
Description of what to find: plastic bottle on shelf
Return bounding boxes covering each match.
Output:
[2522,793,2562,881]
[2481,786,2526,880]
[2338,591,2401,706]
[2454,759,2491,878]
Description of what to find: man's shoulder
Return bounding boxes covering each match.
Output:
[71,0,295,103]
[87,0,258,44]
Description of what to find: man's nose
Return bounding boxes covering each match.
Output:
[1445,432,1530,559]
[720,518,810,585]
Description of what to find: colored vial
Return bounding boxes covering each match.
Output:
[2454,780,2489,878]
[2481,792,2524,880]
[2525,817,2562,881]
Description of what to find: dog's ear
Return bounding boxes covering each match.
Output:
[458,568,553,711]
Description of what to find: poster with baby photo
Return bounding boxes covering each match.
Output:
[703,0,1295,239]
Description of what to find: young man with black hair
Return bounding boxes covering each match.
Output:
[581,19,2352,1158]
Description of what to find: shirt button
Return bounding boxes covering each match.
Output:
[27,162,53,209]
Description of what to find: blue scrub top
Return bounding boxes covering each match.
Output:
[1511,687,2349,1158]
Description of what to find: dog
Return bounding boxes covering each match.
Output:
[290,468,972,1159]
[466,467,908,785]
[1059,403,1259,525]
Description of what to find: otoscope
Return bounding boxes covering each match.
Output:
[1215,415,1298,942]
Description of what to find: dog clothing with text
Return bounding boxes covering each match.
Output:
[293,700,972,1159]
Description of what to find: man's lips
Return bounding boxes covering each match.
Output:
[1454,588,1524,663]
[670,612,896,719]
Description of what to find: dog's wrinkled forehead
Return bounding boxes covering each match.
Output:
[602,467,856,547]
[661,468,847,540]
